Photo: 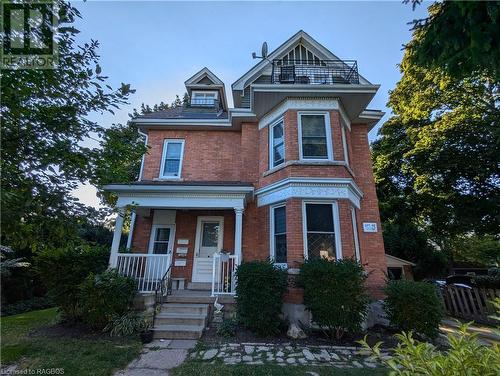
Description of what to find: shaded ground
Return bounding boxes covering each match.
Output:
[203,324,400,348]
[1,308,142,376]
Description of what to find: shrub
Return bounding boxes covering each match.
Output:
[35,244,109,320]
[384,280,443,339]
[1,296,54,316]
[235,261,287,336]
[216,317,238,338]
[473,267,500,288]
[360,324,500,375]
[104,312,151,337]
[79,270,137,330]
[299,258,369,339]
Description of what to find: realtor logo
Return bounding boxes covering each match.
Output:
[1,0,58,69]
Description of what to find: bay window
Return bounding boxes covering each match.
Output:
[303,202,341,260]
[270,119,285,168]
[298,112,332,160]
[271,204,287,265]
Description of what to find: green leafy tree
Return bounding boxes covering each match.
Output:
[372,34,499,263]
[0,1,133,255]
[406,1,500,80]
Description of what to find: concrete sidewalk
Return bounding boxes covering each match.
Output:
[440,318,499,345]
[114,339,197,376]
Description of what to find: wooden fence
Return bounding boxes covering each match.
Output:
[441,285,498,325]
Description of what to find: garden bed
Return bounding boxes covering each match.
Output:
[202,324,400,349]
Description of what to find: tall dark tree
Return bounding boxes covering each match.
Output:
[0,1,133,255]
[405,1,500,80]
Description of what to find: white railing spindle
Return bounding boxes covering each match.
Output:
[114,253,171,293]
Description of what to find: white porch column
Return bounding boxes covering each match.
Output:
[126,211,136,250]
[109,213,125,268]
[234,207,244,264]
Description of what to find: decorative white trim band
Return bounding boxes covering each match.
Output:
[255,177,363,208]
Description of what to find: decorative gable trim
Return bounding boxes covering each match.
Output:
[185,67,224,86]
[232,30,371,91]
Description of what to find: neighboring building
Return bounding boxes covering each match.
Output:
[386,254,415,281]
[105,31,387,336]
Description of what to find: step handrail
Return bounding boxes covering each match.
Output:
[153,263,173,324]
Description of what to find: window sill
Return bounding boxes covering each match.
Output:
[154,177,183,181]
[264,160,355,177]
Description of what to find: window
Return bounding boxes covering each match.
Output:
[270,119,285,168]
[150,226,173,254]
[271,205,287,265]
[191,91,217,106]
[298,113,332,160]
[160,139,184,178]
[303,203,340,260]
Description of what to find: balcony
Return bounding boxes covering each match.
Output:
[271,59,359,85]
[184,98,221,113]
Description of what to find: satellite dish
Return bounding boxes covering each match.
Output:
[261,42,268,58]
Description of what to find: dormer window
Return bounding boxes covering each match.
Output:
[191,91,217,107]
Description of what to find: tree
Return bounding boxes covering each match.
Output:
[405,1,500,80]
[0,1,133,255]
[373,31,499,266]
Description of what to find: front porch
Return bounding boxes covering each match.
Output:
[105,182,254,296]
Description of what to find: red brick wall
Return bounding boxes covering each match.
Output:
[351,123,387,298]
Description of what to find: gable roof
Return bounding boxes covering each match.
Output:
[185,67,224,86]
[232,30,371,92]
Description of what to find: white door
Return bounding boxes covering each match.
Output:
[192,216,224,282]
[147,225,175,280]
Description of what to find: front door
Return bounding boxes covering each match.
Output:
[192,216,224,283]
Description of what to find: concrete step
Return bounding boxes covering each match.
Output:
[166,294,215,304]
[187,282,212,290]
[160,303,209,315]
[154,312,207,326]
[152,324,204,339]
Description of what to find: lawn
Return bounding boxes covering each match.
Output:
[1,308,142,376]
[172,360,388,375]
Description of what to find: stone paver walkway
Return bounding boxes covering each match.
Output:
[190,342,389,368]
[114,339,197,376]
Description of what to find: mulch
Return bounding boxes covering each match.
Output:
[29,321,111,340]
[202,324,401,348]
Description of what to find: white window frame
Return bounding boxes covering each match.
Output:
[341,124,349,166]
[270,203,287,268]
[351,207,360,262]
[301,200,342,260]
[148,224,176,255]
[297,111,333,161]
[191,90,218,106]
[159,139,185,179]
[269,117,285,169]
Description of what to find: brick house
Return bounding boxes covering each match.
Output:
[105,31,387,337]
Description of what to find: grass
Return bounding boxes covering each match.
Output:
[1,308,142,376]
[172,360,388,375]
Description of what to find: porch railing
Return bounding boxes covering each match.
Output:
[116,253,172,293]
[212,253,238,296]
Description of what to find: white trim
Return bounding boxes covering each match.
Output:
[341,125,349,166]
[131,118,231,126]
[138,130,148,180]
[297,111,333,161]
[351,207,360,262]
[191,90,218,98]
[270,203,287,268]
[259,98,339,130]
[105,184,253,194]
[126,211,136,250]
[269,117,285,169]
[148,224,176,255]
[302,201,342,261]
[232,30,372,91]
[159,139,185,179]
[255,177,363,209]
[185,67,224,86]
[192,216,224,282]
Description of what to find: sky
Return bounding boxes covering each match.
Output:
[71,0,430,208]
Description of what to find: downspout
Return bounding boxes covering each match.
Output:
[126,129,148,250]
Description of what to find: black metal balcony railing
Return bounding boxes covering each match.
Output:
[184,98,221,112]
[271,59,359,85]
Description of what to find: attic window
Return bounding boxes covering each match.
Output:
[191,91,217,106]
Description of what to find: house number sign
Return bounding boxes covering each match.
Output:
[362,222,377,233]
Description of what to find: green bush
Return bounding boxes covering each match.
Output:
[473,267,500,288]
[35,244,109,320]
[104,311,151,337]
[216,317,238,338]
[384,280,443,339]
[79,270,137,330]
[360,324,500,375]
[1,296,54,316]
[235,261,287,336]
[299,258,369,339]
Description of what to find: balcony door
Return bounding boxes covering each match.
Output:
[192,216,224,283]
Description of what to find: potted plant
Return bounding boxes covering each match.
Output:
[139,316,154,344]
